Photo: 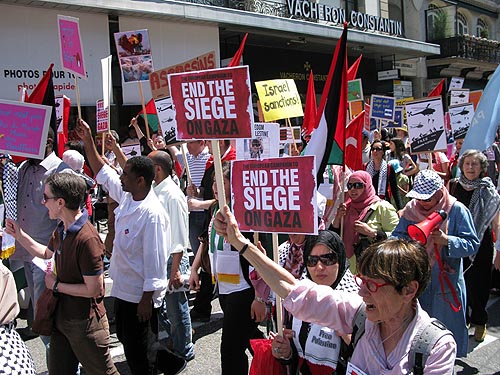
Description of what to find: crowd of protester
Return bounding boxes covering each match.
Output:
[2,118,500,375]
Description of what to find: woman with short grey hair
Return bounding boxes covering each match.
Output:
[449,149,500,342]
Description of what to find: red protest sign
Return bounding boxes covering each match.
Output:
[231,156,317,234]
[168,66,253,140]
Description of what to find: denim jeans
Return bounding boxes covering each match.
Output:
[160,255,194,359]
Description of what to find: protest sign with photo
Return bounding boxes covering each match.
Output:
[231,156,317,234]
[114,29,154,83]
[254,79,303,122]
[0,100,52,159]
[57,15,86,79]
[155,96,177,144]
[169,65,253,140]
[149,51,216,100]
[406,97,447,153]
[348,79,363,102]
[236,122,280,160]
[96,99,109,133]
[386,106,403,128]
[121,143,141,159]
[370,95,395,121]
[450,89,470,106]
[449,103,474,140]
[449,76,465,91]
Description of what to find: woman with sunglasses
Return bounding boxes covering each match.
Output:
[271,231,358,374]
[392,169,479,357]
[365,140,404,210]
[213,207,457,374]
[332,171,399,263]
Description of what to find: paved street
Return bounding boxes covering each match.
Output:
[17,286,500,374]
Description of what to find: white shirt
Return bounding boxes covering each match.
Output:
[96,165,170,307]
[153,176,189,255]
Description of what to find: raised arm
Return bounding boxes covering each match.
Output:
[75,119,105,176]
[213,205,298,298]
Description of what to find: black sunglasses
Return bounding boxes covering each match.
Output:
[417,197,433,203]
[371,147,383,151]
[306,253,338,267]
[347,182,364,190]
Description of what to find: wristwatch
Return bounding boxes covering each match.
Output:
[53,281,60,296]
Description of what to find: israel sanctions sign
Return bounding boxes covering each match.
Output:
[231,156,317,234]
[255,79,303,122]
[169,66,253,140]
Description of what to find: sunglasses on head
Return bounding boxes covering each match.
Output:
[347,182,364,190]
[306,253,338,267]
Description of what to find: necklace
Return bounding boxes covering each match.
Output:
[380,314,413,345]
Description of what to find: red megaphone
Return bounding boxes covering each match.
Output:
[408,210,448,245]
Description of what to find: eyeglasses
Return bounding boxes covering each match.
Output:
[41,193,59,204]
[354,274,390,293]
[347,182,365,190]
[371,147,383,152]
[306,253,338,267]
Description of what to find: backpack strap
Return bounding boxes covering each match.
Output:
[351,303,367,348]
[408,318,453,375]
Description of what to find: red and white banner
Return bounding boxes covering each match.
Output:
[231,156,317,234]
[96,99,109,133]
[168,66,253,140]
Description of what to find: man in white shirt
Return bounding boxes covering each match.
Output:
[76,119,170,375]
[148,150,194,361]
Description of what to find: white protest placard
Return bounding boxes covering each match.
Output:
[236,122,280,160]
[155,96,177,145]
[449,103,474,140]
[406,97,447,153]
[101,55,112,109]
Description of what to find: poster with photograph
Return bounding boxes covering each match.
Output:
[155,96,177,145]
[231,156,317,234]
[114,29,154,83]
[450,89,469,106]
[449,103,474,140]
[449,76,465,91]
[168,66,253,140]
[121,143,141,159]
[406,97,447,153]
[57,15,86,79]
[236,122,280,160]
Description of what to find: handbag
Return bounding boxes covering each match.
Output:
[32,287,58,336]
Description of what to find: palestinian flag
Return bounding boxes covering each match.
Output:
[228,33,248,67]
[138,98,159,132]
[304,23,348,187]
[347,54,362,81]
[301,70,317,138]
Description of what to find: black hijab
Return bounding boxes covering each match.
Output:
[303,230,348,290]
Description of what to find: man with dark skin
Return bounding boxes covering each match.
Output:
[75,119,170,375]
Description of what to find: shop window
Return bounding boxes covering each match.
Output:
[457,11,468,35]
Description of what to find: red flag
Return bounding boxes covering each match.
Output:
[57,96,71,157]
[138,98,159,132]
[302,71,317,137]
[228,33,248,67]
[345,110,365,171]
[427,79,445,97]
[347,55,362,81]
[26,63,58,156]
[304,23,348,187]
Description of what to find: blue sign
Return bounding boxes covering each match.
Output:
[386,106,403,128]
[370,95,395,121]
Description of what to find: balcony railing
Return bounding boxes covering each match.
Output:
[430,35,500,64]
[179,0,289,17]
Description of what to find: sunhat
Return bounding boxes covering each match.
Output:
[406,169,444,200]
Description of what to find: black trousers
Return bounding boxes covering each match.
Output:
[115,298,158,375]
[219,288,258,375]
[464,238,493,325]
[193,270,214,316]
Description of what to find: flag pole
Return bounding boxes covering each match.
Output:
[138,81,151,139]
[75,77,82,119]
[272,232,283,336]
[181,144,193,186]
[212,140,226,209]
[286,118,298,154]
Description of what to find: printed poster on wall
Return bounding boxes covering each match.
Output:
[0,100,52,159]
[406,97,447,153]
[370,95,395,121]
[254,79,303,122]
[168,65,253,140]
[96,99,109,133]
[149,51,216,100]
[231,156,317,234]
[235,122,280,160]
[57,15,87,79]
[114,29,154,83]
[449,103,474,140]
